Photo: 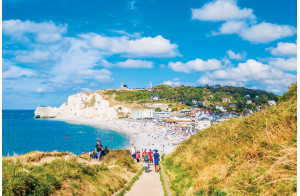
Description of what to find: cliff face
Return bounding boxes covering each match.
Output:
[34,92,131,119]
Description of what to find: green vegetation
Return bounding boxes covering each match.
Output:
[162,83,297,195]
[159,164,169,196]
[3,150,139,196]
[103,85,278,113]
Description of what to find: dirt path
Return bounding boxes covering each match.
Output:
[125,164,164,196]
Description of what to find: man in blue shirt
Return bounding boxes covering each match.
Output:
[153,149,160,172]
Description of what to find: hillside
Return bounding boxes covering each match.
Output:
[2,150,140,195]
[162,83,297,195]
[101,85,279,113]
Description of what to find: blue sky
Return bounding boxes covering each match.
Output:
[3,0,297,109]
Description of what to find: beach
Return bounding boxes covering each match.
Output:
[54,116,178,155]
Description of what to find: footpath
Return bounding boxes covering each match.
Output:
[125,163,164,196]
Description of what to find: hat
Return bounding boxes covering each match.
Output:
[154,149,158,152]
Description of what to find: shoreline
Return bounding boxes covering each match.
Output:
[51,117,135,149]
[52,116,177,155]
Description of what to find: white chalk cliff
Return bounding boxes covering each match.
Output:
[34,92,131,119]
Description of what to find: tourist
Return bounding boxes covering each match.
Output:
[130,145,136,159]
[104,146,109,155]
[81,150,85,156]
[148,149,153,164]
[153,149,160,172]
[95,141,102,162]
[89,150,94,159]
[136,151,141,163]
[142,149,150,173]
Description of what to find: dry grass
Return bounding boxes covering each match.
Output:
[163,83,297,195]
[2,150,139,196]
[97,90,146,109]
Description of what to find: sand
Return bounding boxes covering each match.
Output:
[53,117,177,155]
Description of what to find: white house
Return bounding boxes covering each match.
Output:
[153,112,170,119]
[222,98,231,103]
[268,100,276,105]
[247,100,252,104]
[216,105,226,112]
[196,117,212,130]
[152,95,159,101]
[129,109,155,119]
[192,99,198,104]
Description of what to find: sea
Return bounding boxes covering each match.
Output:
[2,110,131,156]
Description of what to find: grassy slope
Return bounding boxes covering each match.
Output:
[3,150,139,196]
[163,83,297,195]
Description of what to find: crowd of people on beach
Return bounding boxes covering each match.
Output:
[130,145,160,173]
[81,140,109,161]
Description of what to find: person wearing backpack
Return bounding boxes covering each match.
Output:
[142,149,150,173]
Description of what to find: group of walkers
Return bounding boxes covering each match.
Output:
[130,145,160,173]
[81,140,109,162]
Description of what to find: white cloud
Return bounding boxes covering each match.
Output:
[192,0,255,22]
[14,50,51,63]
[80,88,93,92]
[239,22,296,43]
[163,78,183,87]
[76,69,113,83]
[116,59,153,68]
[267,57,297,71]
[168,58,222,73]
[217,20,247,34]
[3,65,37,79]
[216,21,296,43]
[36,88,51,93]
[268,42,297,56]
[91,34,179,57]
[226,50,246,60]
[197,59,296,94]
[3,19,66,43]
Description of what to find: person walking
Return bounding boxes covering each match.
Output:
[95,141,102,162]
[130,145,136,159]
[142,149,150,173]
[148,149,153,164]
[153,149,160,172]
[136,151,141,163]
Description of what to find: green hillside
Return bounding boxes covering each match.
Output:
[162,83,297,195]
[103,85,278,113]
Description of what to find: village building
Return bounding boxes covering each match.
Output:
[222,98,231,103]
[129,109,155,119]
[120,82,129,90]
[192,99,198,104]
[216,105,226,112]
[203,100,210,106]
[247,100,252,104]
[268,100,276,105]
[153,112,170,120]
[152,95,159,101]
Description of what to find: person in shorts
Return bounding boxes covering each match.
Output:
[153,149,160,172]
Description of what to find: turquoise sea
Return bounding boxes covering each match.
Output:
[2,110,131,156]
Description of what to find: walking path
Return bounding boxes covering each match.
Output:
[125,164,164,196]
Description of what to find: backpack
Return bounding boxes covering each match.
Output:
[144,154,149,161]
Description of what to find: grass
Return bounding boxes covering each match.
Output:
[3,150,139,196]
[159,164,169,196]
[162,83,297,195]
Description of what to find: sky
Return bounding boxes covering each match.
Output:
[2,0,297,109]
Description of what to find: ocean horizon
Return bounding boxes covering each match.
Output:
[2,110,131,156]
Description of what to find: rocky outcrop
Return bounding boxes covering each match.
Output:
[34,92,131,119]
